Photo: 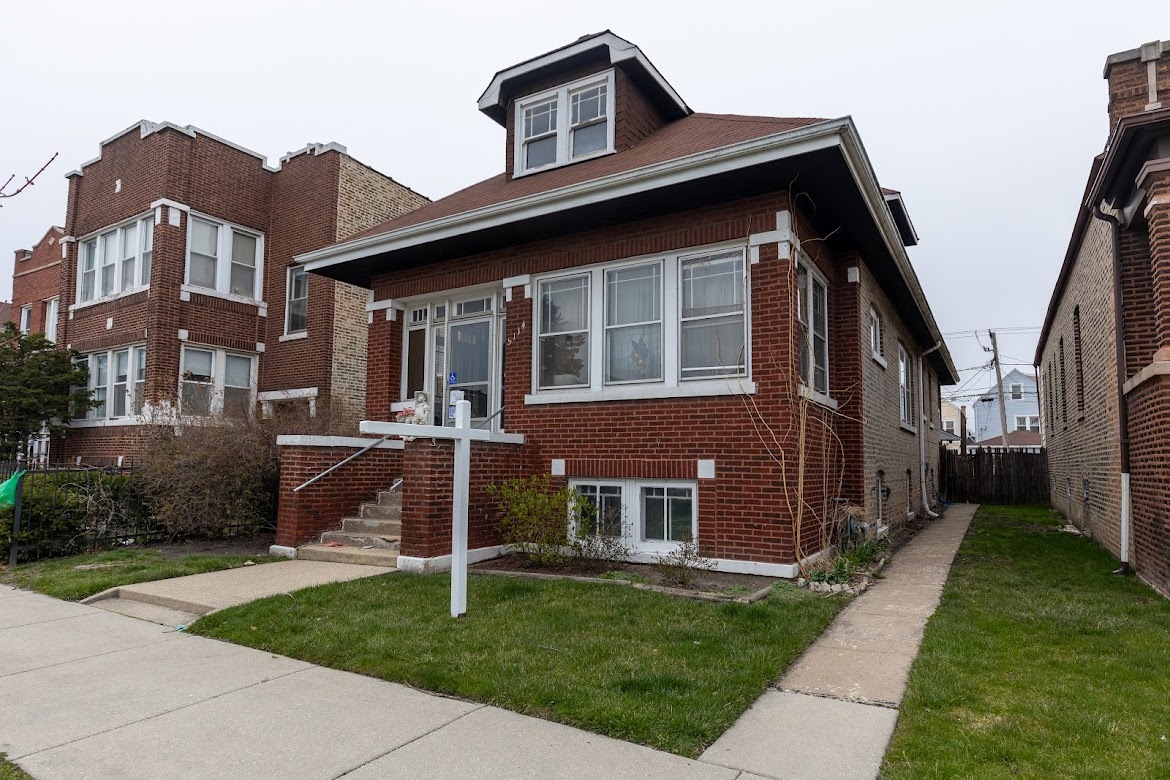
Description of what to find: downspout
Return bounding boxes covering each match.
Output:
[918,342,943,519]
[1092,205,1131,574]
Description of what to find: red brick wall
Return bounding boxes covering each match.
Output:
[1123,375,1170,597]
[398,439,534,558]
[1105,53,1170,131]
[274,443,403,547]
[11,228,63,333]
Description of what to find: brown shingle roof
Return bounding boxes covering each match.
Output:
[346,113,827,242]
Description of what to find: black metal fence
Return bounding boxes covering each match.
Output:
[2,464,161,565]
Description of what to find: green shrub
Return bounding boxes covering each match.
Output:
[653,541,716,587]
[487,476,573,567]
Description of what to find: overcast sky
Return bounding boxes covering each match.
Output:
[2,0,1163,407]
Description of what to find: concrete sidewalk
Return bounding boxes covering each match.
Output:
[82,559,395,626]
[700,503,977,780]
[0,506,975,779]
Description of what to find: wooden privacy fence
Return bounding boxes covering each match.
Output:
[940,448,1049,505]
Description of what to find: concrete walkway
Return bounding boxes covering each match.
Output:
[700,503,977,780]
[0,505,976,779]
[82,560,395,626]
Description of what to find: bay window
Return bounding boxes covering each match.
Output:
[186,215,263,300]
[514,70,615,176]
[181,346,256,417]
[77,215,153,304]
[796,257,829,394]
[533,245,748,399]
[72,346,147,423]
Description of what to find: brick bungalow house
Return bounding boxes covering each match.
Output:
[11,226,65,341]
[276,32,958,576]
[1036,38,1170,596]
[10,120,426,463]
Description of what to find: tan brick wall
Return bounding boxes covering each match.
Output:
[1039,214,1122,552]
[336,156,429,241]
[858,262,940,527]
[330,281,369,419]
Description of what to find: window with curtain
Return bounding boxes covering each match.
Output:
[182,348,215,416]
[680,251,746,379]
[187,215,263,300]
[605,263,662,383]
[189,219,219,290]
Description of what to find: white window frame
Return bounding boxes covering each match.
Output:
[898,343,915,428]
[528,242,751,404]
[942,420,956,434]
[869,306,886,367]
[71,345,147,426]
[513,70,616,177]
[179,345,258,418]
[284,265,309,336]
[18,305,31,335]
[1010,383,1023,400]
[43,298,58,342]
[75,214,153,307]
[796,253,830,398]
[1014,415,1041,433]
[184,212,265,303]
[569,478,698,554]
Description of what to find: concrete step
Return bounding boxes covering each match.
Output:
[377,489,403,506]
[88,596,201,628]
[297,544,399,567]
[319,530,400,550]
[360,502,401,520]
[341,517,402,535]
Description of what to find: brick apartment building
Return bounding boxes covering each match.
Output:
[8,121,427,462]
[1036,38,1170,596]
[276,32,959,576]
[11,226,65,340]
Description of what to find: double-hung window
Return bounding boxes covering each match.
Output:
[533,245,748,397]
[44,298,58,342]
[181,347,256,417]
[186,215,263,300]
[538,275,590,388]
[898,344,914,425]
[571,479,697,551]
[73,346,147,422]
[18,305,31,335]
[869,307,883,360]
[77,216,153,304]
[1010,383,1023,400]
[1014,415,1040,433]
[943,420,956,434]
[515,71,614,176]
[286,266,308,334]
[796,257,829,394]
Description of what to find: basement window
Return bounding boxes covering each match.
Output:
[570,479,697,552]
[514,70,615,176]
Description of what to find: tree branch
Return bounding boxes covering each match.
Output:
[0,153,59,206]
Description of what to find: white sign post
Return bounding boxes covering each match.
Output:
[358,407,523,619]
[450,399,471,617]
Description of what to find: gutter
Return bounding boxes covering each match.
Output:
[918,342,943,518]
[1093,205,1132,573]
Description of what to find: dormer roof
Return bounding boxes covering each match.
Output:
[477,31,691,126]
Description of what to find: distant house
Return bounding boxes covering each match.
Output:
[940,399,972,451]
[972,429,1043,453]
[973,368,1042,445]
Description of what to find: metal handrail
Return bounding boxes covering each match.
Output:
[292,434,393,492]
[473,408,504,430]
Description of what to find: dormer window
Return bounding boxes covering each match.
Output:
[515,70,615,176]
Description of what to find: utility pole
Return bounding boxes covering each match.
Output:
[960,404,968,455]
[989,330,1010,449]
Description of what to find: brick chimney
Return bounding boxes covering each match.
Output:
[1104,39,1170,132]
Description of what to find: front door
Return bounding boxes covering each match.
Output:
[445,318,493,427]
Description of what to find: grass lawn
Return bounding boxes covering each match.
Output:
[882,504,1170,779]
[192,573,844,756]
[1,549,281,601]
[0,754,31,780]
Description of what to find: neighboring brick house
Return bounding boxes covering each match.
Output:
[1036,38,1170,596]
[276,32,958,576]
[20,120,426,462]
[972,368,1042,444]
[11,226,65,340]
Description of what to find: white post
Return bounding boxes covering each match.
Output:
[450,399,471,618]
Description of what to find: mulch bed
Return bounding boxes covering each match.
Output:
[471,554,777,603]
[144,533,276,561]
